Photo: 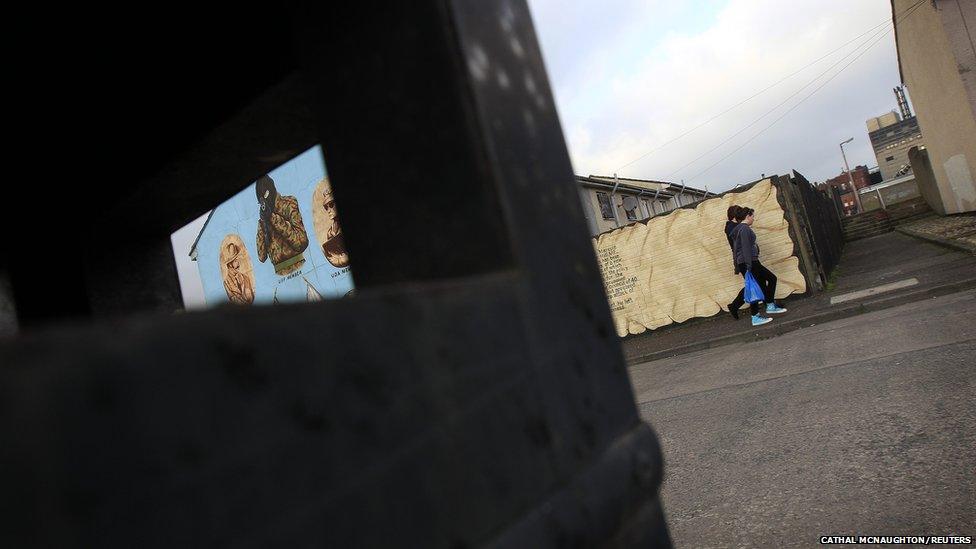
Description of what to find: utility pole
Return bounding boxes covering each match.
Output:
[840,137,863,213]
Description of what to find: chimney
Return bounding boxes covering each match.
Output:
[894,86,912,119]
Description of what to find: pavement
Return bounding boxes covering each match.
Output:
[621,230,976,364]
[897,212,976,254]
[631,287,976,547]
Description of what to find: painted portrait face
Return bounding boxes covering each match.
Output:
[256,176,276,215]
[312,177,350,269]
[225,243,241,270]
[324,190,338,221]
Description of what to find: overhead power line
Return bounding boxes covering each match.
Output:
[613,0,927,175]
[684,30,896,185]
[661,22,894,182]
[680,0,927,186]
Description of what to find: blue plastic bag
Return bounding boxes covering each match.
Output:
[743,271,764,303]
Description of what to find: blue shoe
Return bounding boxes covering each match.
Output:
[752,315,772,326]
[766,303,787,314]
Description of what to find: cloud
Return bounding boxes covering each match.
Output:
[528,0,902,191]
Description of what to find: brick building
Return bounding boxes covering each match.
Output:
[819,165,872,216]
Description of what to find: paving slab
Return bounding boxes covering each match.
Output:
[897,212,976,254]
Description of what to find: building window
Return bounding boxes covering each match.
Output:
[621,196,639,221]
[642,198,653,219]
[596,192,615,220]
[885,156,894,162]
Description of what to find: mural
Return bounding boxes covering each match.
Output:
[593,179,806,337]
[191,145,355,306]
[255,175,310,276]
[218,235,256,305]
[311,177,350,268]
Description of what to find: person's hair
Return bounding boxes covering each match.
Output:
[727,205,741,221]
[734,207,754,222]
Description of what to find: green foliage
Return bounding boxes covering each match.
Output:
[825,267,840,291]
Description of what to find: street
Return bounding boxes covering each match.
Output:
[631,289,976,547]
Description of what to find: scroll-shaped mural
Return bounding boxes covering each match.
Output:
[191,145,355,306]
[219,235,256,305]
[311,177,350,268]
[594,179,806,337]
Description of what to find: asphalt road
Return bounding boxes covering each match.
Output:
[631,289,976,548]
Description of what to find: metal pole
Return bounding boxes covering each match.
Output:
[840,138,863,213]
[610,173,621,227]
[877,188,886,209]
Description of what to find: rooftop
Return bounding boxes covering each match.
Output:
[586,174,711,196]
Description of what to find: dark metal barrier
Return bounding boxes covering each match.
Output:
[1,2,670,547]
[790,171,846,283]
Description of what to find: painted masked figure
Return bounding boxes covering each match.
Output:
[320,181,350,268]
[256,175,309,276]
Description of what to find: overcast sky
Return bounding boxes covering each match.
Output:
[526,0,906,191]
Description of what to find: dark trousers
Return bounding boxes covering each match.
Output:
[730,260,777,315]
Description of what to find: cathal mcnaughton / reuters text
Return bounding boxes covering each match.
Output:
[820,535,973,545]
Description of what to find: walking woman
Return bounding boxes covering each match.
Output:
[730,206,787,326]
[725,205,746,320]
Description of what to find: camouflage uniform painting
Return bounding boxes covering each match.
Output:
[255,175,310,276]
